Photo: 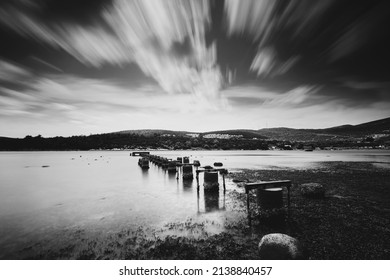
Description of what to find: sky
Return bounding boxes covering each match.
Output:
[0,0,389,137]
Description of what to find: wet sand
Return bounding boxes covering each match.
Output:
[4,161,390,260]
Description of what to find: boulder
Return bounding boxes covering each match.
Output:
[258,233,304,260]
[300,183,325,198]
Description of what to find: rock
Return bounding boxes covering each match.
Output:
[258,233,304,259]
[300,183,325,198]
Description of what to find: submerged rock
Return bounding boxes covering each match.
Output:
[300,183,325,198]
[258,233,304,259]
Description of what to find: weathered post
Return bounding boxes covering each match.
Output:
[203,171,219,192]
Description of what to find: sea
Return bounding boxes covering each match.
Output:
[0,149,389,258]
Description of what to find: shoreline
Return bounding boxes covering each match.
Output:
[228,161,390,259]
[1,147,390,152]
[2,161,389,260]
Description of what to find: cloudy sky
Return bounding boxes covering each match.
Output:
[0,0,389,137]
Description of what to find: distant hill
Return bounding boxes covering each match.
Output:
[257,117,390,141]
[113,117,390,142]
[1,117,389,150]
[114,129,268,139]
[319,117,390,136]
[116,129,192,137]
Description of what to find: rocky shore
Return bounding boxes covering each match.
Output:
[228,161,390,259]
[8,161,390,260]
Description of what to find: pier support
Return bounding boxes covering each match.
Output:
[195,168,228,193]
[244,180,292,226]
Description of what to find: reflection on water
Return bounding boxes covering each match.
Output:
[182,179,194,192]
[204,192,219,212]
[202,191,226,213]
[0,149,389,257]
[141,168,149,178]
[166,171,177,180]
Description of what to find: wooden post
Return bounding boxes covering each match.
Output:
[222,174,226,192]
[196,170,200,192]
[197,189,200,213]
[246,189,251,226]
[222,190,226,210]
[287,184,291,220]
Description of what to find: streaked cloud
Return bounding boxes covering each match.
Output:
[221,84,389,129]
[224,0,301,79]
[0,72,231,136]
[30,57,64,73]
[224,84,320,108]
[224,0,335,42]
[329,1,390,62]
[0,0,227,108]
[0,60,32,82]
[343,80,390,91]
[223,0,390,80]
[279,0,336,39]
[264,85,320,107]
[250,47,300,78]
[224,0,276,40]
[0,1,389,137]
[0,74,388,137]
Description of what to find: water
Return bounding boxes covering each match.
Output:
[0,149,389,257]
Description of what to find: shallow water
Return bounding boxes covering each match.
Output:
[0,149,389,257]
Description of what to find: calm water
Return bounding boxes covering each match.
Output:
[0,149,389,256]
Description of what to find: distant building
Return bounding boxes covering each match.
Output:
[186,133,199,138]
[303,145,314,151]
[203,134,243,139]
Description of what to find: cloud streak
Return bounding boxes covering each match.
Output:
[0,60,31,82]
[223,0,390,82]
[249,47,300,78]
[0,0,227,108]
[0,1,388,137]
